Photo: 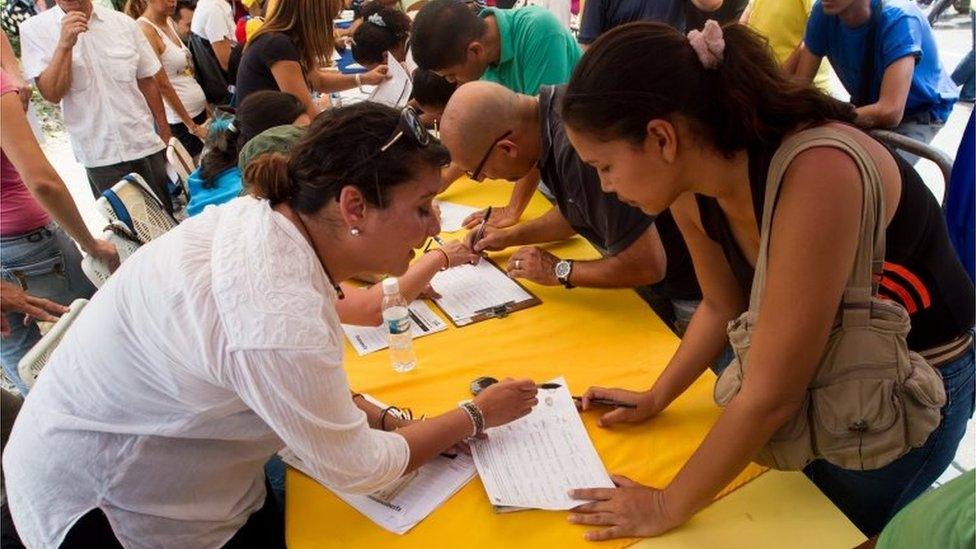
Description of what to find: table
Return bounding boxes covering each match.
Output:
[286,178,864,548]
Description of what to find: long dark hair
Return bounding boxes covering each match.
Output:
[562,22,855,157]
[245,103,449,214]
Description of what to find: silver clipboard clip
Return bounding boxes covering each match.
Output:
[471,300,516,321]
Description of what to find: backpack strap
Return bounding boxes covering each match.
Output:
[102,188,138,239]
[746,126,886,328]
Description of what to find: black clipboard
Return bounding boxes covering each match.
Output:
[429,258,542,327]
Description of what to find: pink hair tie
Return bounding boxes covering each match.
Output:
[687,19,725,70]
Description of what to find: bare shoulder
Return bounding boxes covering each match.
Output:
[784,122,901,222]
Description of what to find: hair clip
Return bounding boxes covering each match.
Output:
[367,13,386,27]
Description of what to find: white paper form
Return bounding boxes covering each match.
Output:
[342,300,447,356]
[331,454,476,534]
[429,261,533,326]
[368,51,413,108]
[435,200,480,233]
[470,377,614,510]
[282,404,476,535]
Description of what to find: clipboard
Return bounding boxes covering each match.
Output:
[428,258,541,327]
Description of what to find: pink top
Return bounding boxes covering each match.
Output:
[1,70,51,236]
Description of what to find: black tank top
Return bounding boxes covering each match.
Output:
[695,137,975,351]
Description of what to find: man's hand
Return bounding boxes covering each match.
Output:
[464,225,511,254]
[0,281,69,337]
[461,204,521,230]
[58,11,89,50]
[506,246,560,286]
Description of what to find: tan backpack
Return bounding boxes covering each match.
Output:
[713,127,947,471]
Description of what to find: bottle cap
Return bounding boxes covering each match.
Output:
[381,277,399,295]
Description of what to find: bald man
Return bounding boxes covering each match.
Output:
[442,81,701,332]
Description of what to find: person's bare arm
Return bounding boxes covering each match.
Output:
[34,11,89,103]
[579,192,746,426]
[270,60,322,118]
[571,147,865,540]
[308,64,390,94]
[790,44,822,82]
[0,34,30,110]
[211,38,232,72]
[0,92,119,270]
[854,56,915,129]
[461,168,541,230]
[562,224,666,288]
[137,73,172,142]
[468,206,577,252]
[335,243,479,326]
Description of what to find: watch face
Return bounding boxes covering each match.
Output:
[555,260,571,279]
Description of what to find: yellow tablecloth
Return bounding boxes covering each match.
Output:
[286,178,767,548]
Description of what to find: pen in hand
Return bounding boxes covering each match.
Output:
[473,206,492,251]
[572,396,638,409]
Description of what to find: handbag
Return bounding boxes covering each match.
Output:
[188,32,241,106]
[713,127,947,471]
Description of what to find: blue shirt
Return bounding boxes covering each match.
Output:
[805,0,957,122]
[186,167,243,217]
[578,0,685,44]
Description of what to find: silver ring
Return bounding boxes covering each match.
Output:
[514,259,522,270]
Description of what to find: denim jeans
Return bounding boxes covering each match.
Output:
[0,224,95,395]
[804,338,975,536]
[891,111,945,166]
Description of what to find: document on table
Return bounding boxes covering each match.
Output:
[331,454,476,534]
[434,200,480,233]
[281,394,477,535]
[368,51,412,108]
[470,376,614,511]
[429,260,538,326]
[342,300,447,356]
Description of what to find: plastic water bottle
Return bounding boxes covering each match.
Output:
[381,277,416,372]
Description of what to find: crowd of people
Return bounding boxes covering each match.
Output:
[0,0,973,545]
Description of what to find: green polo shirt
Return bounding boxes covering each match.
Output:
[479,6,581,95]
[876,470,975,549]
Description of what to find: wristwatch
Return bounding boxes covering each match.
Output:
[555,259,574,289]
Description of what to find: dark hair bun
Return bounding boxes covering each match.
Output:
[243,153,295,204]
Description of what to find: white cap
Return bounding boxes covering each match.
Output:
[381,277,400,295]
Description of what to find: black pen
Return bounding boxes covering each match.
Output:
[572,396,638,409]
[474,206,492,246]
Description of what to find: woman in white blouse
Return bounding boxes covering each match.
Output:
[3,103,538,547]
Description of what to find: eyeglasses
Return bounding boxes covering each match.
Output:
[466,130,512,182]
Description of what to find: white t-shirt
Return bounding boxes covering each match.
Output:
[191,0,237,44]
[3,197,410,548]
[20,6,165,167]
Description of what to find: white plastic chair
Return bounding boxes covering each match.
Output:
[167,137,196,196]
[95,173,179,244]
[17,298,88,390]
[80,221,142,288]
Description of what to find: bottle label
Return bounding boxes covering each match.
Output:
[387,316,411,335]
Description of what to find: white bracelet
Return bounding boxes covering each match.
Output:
[355,73,365,92]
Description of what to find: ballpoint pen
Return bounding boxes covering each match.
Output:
[474,206,492,247]
[571,396,638,409]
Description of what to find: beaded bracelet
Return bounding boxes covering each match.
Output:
[458,401,485,438]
